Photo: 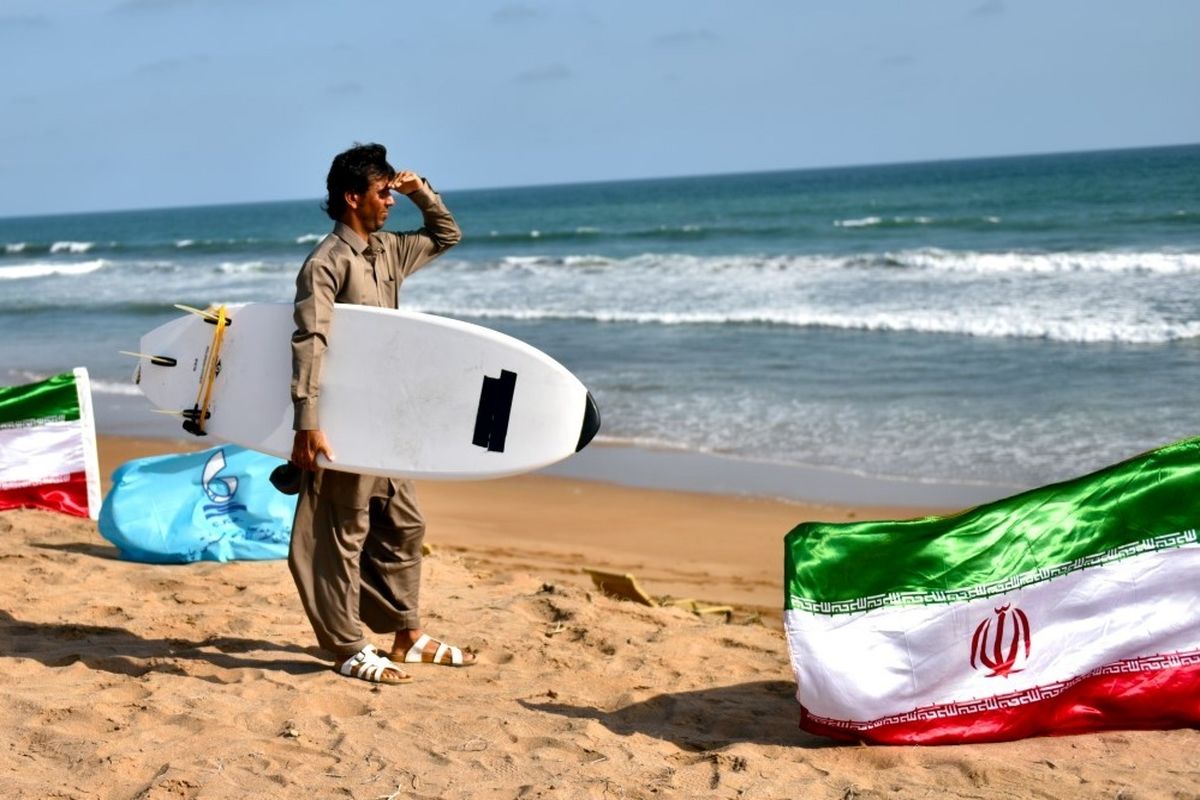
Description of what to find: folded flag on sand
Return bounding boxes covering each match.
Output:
[0,369,101,520]
[784,437,1200,745]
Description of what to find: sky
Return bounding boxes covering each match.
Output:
[1,0,1197,217]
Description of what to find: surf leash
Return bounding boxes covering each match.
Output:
[182,304,228,436]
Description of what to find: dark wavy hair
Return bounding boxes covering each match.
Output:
[322,143,395,221]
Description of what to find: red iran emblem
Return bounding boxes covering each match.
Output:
[970,603,1031,678]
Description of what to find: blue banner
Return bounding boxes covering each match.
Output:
[99,445,297,563]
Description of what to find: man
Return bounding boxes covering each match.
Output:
[288,142,473,684]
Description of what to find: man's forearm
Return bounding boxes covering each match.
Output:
[407,180,462,253]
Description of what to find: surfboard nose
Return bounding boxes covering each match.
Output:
[576,391,601,452]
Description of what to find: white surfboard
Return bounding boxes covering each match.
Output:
[132,303,600,480]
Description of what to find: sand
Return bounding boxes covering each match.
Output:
[0,436,1196,799]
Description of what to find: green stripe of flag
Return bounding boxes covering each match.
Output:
[0,372,82,426]
[785,437,1200,610]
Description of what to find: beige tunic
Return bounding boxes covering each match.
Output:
[291,181,461,430]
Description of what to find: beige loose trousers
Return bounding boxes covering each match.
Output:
[289,469,426,656]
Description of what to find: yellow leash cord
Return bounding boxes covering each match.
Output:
[185,304,228,435]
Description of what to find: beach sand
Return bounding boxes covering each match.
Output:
[0,437,1196,799]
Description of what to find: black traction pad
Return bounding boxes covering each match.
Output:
[472,369,517,452]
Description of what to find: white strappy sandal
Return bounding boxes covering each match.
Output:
[400,633,476,667]
[338,644,412,684]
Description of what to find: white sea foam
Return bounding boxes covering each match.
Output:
[0,260,108,280]
[4,242,27,253]
[482,249,1200,276]
[833,216,986,228]
[811,310,1200,344]
[409,302,1200,344]
[0,372,136,398]
[215,260,275,274]
[495,254,615,270]
[834,216,883,228]
[295,233,324,244]
[49,241,94,254]
[898,248,1200,274]
[175,239,195,248]
[90,378,141,397]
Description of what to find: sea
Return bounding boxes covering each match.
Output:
[2,144,1198,504]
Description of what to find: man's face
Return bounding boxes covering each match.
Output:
[350,175,395,233]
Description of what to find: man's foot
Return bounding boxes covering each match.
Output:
[390,633,477,667]
[338,644,412,684]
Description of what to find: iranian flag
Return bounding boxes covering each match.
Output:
[0,369,101,520]
[784,438,1200,745]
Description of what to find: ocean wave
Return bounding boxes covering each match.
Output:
[50,241,95,254]
[2,236,315,258]
[497,254,617,270]
[1151,209,1200,226]
[169,237,270,252]
[457,249,1200,276]
[90,378,142,397]
[215,260,287,274]
[834,216,884,228]
[476,222,797,245]
[833,216,999,229]
[894,248,1200,274]
[0,297,258,317]
[0,259,109,280]
[0,371,141,397]
[485,228,600,242]
[410,303,1200,344]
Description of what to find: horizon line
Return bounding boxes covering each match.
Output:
[2,140,1197,222]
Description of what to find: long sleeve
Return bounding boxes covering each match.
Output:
[291,255,341,430]
[385,181,462,278]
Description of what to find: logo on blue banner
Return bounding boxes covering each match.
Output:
[202,449,248,519]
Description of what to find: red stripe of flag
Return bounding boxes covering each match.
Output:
[0,471,92,519]
[800,661,1200,745]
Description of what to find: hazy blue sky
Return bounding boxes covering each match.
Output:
[2,1,1197,216]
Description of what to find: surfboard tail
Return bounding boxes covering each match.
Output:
[576,391,601,452]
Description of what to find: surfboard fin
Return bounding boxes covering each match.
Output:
[119,351,178,367]
[181,405,211,436]
[174,303,234,326]
[576,391,601,452]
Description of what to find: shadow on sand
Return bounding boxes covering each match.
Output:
[0,610,328,684]
[32,540,124,560]
[520,680,839,750]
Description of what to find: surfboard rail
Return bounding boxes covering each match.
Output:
[134,302,600,480]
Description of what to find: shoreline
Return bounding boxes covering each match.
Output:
[544,439,1020,509]
[95,435,950,618]
[93,389,1010,509]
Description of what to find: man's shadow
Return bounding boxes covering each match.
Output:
[520,681,840,749]
[0,609,328,684]
[33,540,124,560]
